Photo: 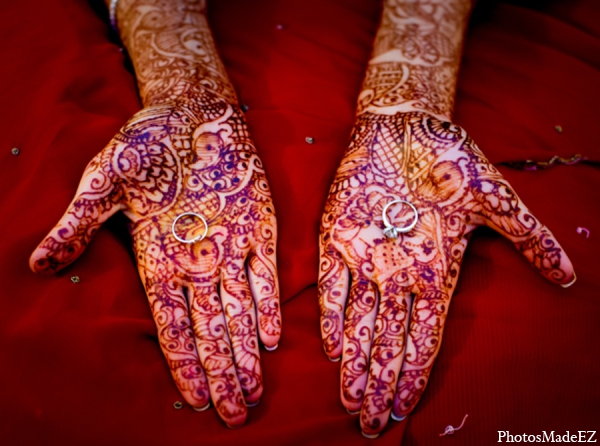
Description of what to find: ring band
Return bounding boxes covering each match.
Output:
[109,0,119,32]
[382,199,418,239]
[171,212,208,244]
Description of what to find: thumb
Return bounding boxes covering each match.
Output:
[30,152,123,274]
[510,224,576,288]
[477,177,575,287]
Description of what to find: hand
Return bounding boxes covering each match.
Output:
[30,86,281,427]
[318,111,574,436]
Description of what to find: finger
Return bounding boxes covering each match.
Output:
[512,225,575,287]
[360,282,412,437]
[392,287,450,419]
[30,151,122,274]
[476,178,575,286]
[318,239,350,359]
[143,272,210,410]
[340,271,379,413]
[221,260,263,405]
[189,280,247,427]
[247,239,281,350]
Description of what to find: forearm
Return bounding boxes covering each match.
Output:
[105,0,237,106]
[357,0,472,120]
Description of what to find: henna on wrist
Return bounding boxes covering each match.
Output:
[112,0,236,106]
[358,0,471,119]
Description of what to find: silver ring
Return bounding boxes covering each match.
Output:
[171,212,208,244]
[382,199,418,239]
[109,0,119,32]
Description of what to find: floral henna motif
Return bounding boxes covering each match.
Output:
[318,111,574,434]
[32,91,281,424]
[323,0,574,436]
[31,0,280,427]
[31,89,281,423]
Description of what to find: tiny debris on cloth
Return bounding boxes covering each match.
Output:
[576,227,590,238]
[499,154,599,171]
[439,414,469,436]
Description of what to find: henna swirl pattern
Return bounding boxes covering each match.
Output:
[319,112,575,435]
[358,0,471,118]
[30,0,280,428]
[319,0,575,437]
[31,88,281,426]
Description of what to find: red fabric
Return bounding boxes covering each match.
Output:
[1,0,599,444]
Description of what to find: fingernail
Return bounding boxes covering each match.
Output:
[391,412,406,421]
[362,431,380,439]
[264,343,278,351]
[192,403,210,412]
[225,422,244,430]
[346,408,360,415]
[246,400,260,407]
[328,356,341,362]
[561,272,577,288]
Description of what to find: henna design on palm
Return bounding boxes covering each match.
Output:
[30,86,281,426]
[31,0,281,428]
[319,112,574,435]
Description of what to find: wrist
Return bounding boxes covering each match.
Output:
[110,0,236,107]
[357,0,472,121]
[356,96,452,122]
[141,74,238,109]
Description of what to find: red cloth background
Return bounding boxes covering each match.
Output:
[1,0,599,444]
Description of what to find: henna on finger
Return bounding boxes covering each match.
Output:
[247,248,282,348]
[29,151,125,274]
[143,271,211,408]
[320,110,574,434]
[318,242,349,358]
[188,280,247,426]
[359,287,411,434]
[391,286,452,419]
[32,0,281,427]
[220,260,263,403]
[340,275,379,412]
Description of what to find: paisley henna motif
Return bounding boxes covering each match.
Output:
[319,112,575,435]
[31,0,280,428]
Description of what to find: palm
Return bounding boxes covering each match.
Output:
[319,111,574,433]
[30,90,281,426]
